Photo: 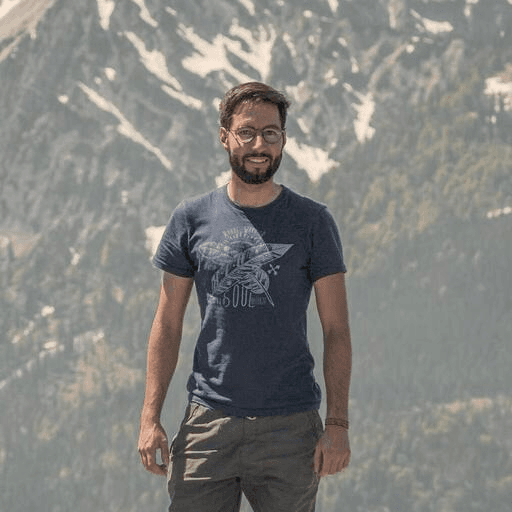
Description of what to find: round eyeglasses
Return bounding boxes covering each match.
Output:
[229,127,284,145]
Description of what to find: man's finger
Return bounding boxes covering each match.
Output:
[320,455,332,477]
[161,438,170,467]
[139,449,147,470]
[147,459,167,476]
[145,449,166,475]
[145,449,156,469]
[157,463,168,475]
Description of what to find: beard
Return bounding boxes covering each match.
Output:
[229,151,282,185]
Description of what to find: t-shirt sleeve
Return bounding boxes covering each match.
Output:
[309,206,347,282]
[152,202,196,277]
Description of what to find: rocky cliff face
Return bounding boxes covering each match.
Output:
[1,1,511,511]
[1,0,510,233]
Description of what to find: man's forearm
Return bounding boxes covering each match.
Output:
[323,327,352,421]
[141,317,181,421]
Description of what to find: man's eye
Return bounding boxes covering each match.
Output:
[238,129,254,138]
[264,129,279,137]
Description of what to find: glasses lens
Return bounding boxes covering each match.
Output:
[263,129,281,143]
[236,128,256,143]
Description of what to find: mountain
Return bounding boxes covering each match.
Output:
[1,0,511,511]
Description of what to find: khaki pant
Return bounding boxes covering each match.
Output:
[167,401,324,512]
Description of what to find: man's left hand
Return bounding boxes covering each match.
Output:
[313,426,350,477]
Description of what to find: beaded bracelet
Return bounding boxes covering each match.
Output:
[325,418,349,430]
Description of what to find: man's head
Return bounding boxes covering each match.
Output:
[219,82,291,185]
[219,82,291,131]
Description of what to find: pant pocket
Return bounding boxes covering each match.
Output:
[167,433,178,481]
[183,401,202,424]
[306,410,324,440]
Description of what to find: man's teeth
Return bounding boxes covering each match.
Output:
[247,157,267,163]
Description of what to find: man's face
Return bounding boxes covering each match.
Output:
[220,101,286,185]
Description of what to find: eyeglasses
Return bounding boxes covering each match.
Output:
[229,127,284,145]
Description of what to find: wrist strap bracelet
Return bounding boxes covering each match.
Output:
[325,418,349,430]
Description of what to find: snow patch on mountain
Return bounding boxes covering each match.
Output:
[69,247,81,266]
[344,83,376,143]
[485,68,512,112]
[124,32,181,90]
[104,67,116,81]
[215,170,232,188]
[464,0,479,18]
[97,0,115,30]
[286,80,312,106]
[229,22,276,81]
[297,117,311,135]
[179,21,276,83]
[145,226,165,257]
[324,68,339,87]
[282,32,297,58]
[129,0,158,28]
[238,0,255,15]
[353,93,376,143]
[410,9,454,34]
[41,305,55,317]
[285,137,337,182]
[487,206,512,219]
[160,85,203,110]
[77,82,173,170]
[387,0,404,30]
[0,0,22,20]
[327,0,338,14]
[122,31,203,109]
[179,24,251,83]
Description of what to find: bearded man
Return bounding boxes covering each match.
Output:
[138,82,352,512]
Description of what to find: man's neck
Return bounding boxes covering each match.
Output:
[227,176,282,208]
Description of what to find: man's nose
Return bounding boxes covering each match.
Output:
[252,133,266,149]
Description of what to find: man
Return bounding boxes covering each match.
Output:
[138,82,352,512]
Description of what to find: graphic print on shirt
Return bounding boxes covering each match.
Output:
[198,226,293,309]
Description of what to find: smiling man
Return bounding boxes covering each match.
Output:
[138,82,352,512]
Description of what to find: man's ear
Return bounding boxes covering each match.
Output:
[219,127,229,151]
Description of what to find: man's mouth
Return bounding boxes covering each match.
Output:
[245,156,269,164]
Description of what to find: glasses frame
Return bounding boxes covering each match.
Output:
[228,127,285,145]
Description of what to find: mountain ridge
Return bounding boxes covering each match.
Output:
[1,1,511,510]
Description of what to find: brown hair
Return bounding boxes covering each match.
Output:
[219,82,291,130]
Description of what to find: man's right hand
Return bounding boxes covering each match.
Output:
[138,273,193,476]
[138,419,170,476]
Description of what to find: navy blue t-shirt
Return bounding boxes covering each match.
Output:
[152,184,346,417]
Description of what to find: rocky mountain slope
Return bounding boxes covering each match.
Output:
[1,0,511,510]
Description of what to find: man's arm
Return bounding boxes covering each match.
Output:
[138,271,194,476]
[315,272,352,421]
[313,272,352,477]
